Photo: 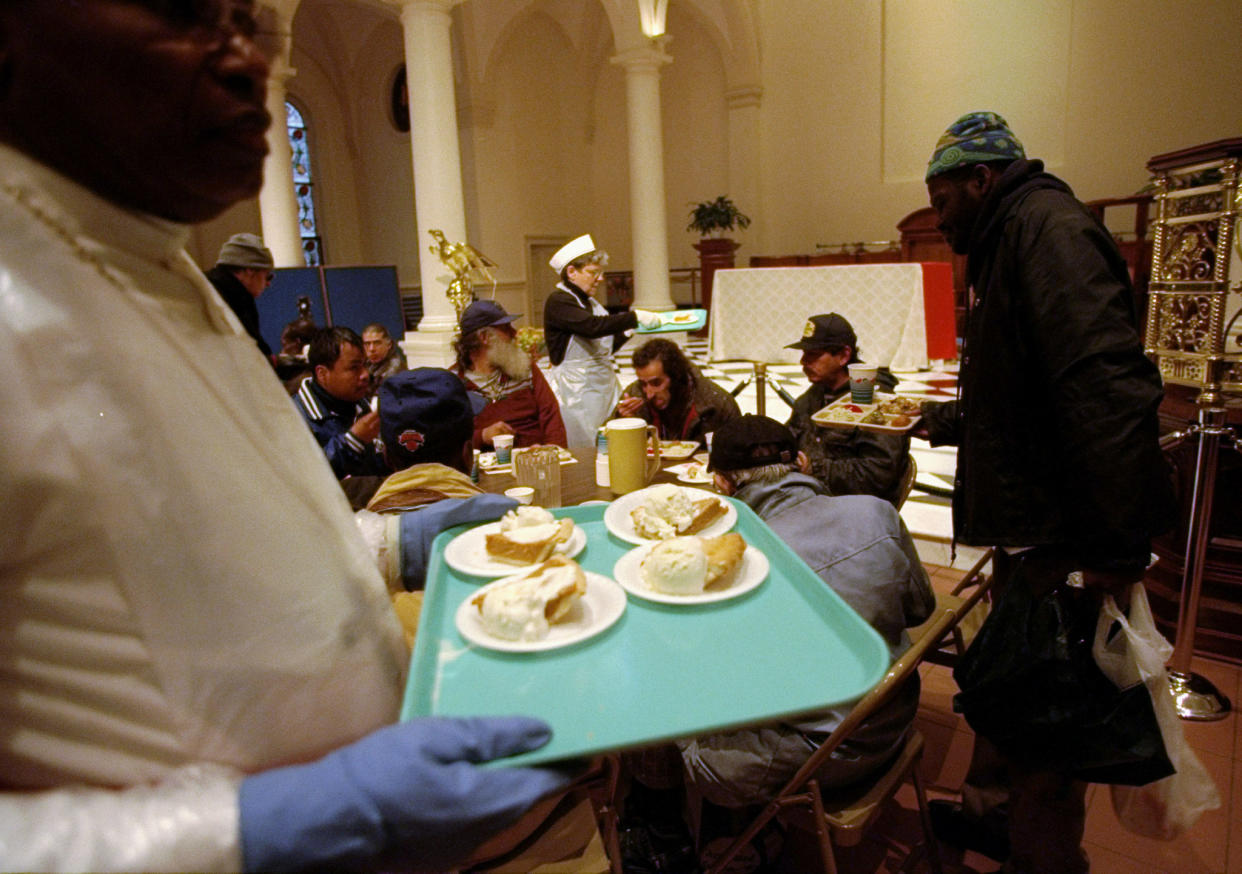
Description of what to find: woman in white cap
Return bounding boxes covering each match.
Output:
[543,234,660,446]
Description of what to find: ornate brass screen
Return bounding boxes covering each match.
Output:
[1144,141,1242,403]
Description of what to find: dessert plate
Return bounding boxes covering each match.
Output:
[613,541,769,605]
[455,571,626,652]
[603,487,736,545]
[666,461,712,485]
[444,521,587,577]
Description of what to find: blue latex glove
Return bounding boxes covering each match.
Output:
[400,494,517,589]
[240,716,571,873]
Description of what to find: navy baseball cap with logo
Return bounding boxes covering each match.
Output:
[708,415,798,472]
[378,368,474,468]
[784,313,858,352]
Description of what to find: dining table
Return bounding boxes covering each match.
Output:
[473,446,708,505]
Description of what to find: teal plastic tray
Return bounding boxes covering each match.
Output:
[636,308,707,333]
[401,501,889,766]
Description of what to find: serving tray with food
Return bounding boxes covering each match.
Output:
[404,502,890,767]
[635,308,707,334]
[647,439,699,459]
[811,392,924,433]
[478,445,576,474]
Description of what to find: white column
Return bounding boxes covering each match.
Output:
[399,0,468,368]
[258,57,304,267]
[726,85,763,255]
[612,41,674,313]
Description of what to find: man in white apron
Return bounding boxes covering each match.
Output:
[542,234,660,446]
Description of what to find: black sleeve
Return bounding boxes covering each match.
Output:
[544,291,638,367]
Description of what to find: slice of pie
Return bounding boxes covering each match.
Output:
[471,555,587,641]
[485,506,574,565]
[702,532,746,589]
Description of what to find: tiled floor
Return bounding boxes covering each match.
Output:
[612,337,1239,873]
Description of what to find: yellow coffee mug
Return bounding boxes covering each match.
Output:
[606,418,661,495]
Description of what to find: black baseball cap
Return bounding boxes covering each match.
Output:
[709,415,798,472]
[785,313,857,351]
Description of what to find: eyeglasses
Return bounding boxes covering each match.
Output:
[129,0,281,60]
[266,271,275,282]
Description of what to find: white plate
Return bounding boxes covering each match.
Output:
[667,461,713,485]
[603,487,736,545]
[444,522,587,577]
[455,571,626,652]
[613,541,769,605]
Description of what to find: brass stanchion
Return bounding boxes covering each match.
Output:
[1164,406,1235,721]
[753,362,766,417]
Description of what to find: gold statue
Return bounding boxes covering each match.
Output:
[428,229,498,318]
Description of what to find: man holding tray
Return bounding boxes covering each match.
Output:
[785,312,911,505]
[0,3,572,870]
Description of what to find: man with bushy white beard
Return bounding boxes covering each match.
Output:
[452,300,568,449]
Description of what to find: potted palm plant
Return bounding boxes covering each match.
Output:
[688,196,750,327]
[687,195,751,238]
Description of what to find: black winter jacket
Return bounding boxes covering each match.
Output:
[921,160,1174,572]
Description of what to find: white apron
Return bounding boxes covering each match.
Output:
[548,285,621,447]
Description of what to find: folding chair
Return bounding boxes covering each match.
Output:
[908,547,995,668]
[895,454,918,509]
[702,606,971,874]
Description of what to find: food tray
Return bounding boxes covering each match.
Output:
[402,503,889,767]
[636,308,707,334]
[479,445,576,474]
[811,392,923,433]
[649,439,699,459]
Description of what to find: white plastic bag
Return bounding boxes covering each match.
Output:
[1093,584,1221,839]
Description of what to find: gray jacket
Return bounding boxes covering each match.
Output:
[679,473,934,805]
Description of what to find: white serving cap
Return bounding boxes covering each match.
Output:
[549,234,596,273]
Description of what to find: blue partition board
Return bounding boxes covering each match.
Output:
[323,266,404,340]
[259,267,326,352]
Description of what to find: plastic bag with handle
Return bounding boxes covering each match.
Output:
[1094,584,1221,839]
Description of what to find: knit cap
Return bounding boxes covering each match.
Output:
[926,112,1025,181]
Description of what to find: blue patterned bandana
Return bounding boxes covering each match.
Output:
[926,112,1025,181]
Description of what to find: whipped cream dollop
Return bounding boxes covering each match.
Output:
[631,484,696,539]
[498,505,560,544]
[478,562,583,641]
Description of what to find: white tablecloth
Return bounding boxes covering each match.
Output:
[709,264,928,370]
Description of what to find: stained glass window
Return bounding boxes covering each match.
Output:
[286,101,323,266]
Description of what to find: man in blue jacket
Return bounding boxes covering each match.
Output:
[293,325,388,477]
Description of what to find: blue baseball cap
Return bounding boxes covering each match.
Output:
[378,368,474,468]
[460,300,521,336]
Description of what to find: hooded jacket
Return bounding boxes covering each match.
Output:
[922,159,1174,571]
